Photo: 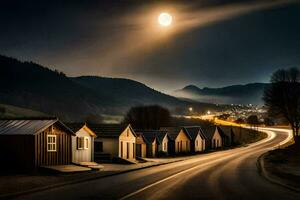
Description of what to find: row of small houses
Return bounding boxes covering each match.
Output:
[0,119,234,171]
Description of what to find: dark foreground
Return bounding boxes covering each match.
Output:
[12,128,300,200]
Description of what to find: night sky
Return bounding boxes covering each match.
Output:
[1,0,300,92]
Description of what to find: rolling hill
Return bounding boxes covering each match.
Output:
[0,55,220,121]
[173,83,269,105]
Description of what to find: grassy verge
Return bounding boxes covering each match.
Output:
[263,144,300,188]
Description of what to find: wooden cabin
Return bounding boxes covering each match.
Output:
[135,130,160,158]
[0,119,74,171]
[90,124,137,161]
[218,126,233,146]
[160,127,191,154]
[156,131,170,155]
[183,126,206,153]
[66,123,97,164]
[202,126,228,149]
[135,133,147,158]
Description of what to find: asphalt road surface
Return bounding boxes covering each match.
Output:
[14,128,300,200]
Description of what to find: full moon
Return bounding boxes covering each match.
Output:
[158,12,172,27]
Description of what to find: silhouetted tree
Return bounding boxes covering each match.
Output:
[263,117,275,126]
[263,68,300,143]
[247,115,259,126]
[123,105,171,129]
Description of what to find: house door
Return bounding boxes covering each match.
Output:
[126,142,130,159]
[136,144,141,157]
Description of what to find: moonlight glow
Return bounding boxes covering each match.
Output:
[158,12,172,27]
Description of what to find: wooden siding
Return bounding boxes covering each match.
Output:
[35,124,72,166]
[175,129,191,153]
[72,128,93,163]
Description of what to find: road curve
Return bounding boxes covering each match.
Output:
[14,128,300,200]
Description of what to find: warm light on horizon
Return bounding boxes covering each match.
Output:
[158,12,173,27]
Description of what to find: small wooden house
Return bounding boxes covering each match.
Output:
[218,126,233,146]
[160,127,191,154]
[183,126,206,153]
[0,119,75,171]
[156,130,170,155]
[135,133,147,158]
[135,130,160,158]
[66,123,97,164]
[90,124,137,161]
[202,126,227,149]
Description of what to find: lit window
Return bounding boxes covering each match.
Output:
[77,137,84,150]
[47,135,56,152]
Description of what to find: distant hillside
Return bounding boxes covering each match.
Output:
[0,55,220,121]
[174,83,269,105]
[0,104,50,119]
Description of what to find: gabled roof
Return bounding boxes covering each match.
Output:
[136,133,148,144]
[156,130,169,144]
[135,130,161,144]
[88,123,136,138]
[0,119,75,136]
[65,122,97,137]
[160,127,189,141]
[201,126,217,140]
[201,125,229,140]
[182,126,201,140]
[216,126,230,139]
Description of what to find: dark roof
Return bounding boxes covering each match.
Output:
[0,119,74,136]
[182,126,200,140]
[135,130,161,144]
[65,122,86,133]
[160,127,184,140]
[156,130,169,143]
[88,124,135,138]
[217,126,230,139]
[201,126,217,140]
[201,125,230,140]
[136,132,148,143]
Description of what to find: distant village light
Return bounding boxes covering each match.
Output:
[207,110,211,115]
[189,107,193,112]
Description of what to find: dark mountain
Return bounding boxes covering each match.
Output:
[174,83,269,105]
[0,55,219,121]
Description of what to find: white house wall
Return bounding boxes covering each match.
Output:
[119,127,136,160]
[212,129,222,148]
[72,128,93,163]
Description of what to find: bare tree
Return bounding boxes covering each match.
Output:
[263,68,300,143]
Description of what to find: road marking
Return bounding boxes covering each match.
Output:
[119,157,230,200]
[119,128,289,200]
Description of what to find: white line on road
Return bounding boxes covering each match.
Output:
[119,128,291,200]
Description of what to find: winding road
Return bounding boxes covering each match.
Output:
[14,128,300,200]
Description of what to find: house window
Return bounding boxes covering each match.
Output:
[196,140,198,146]
[84,137,89,149]
[47,135,56,152]
[95,141,103,152]
[77,137,84,150]
[127,129,129,137]
[163,142,167,151]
